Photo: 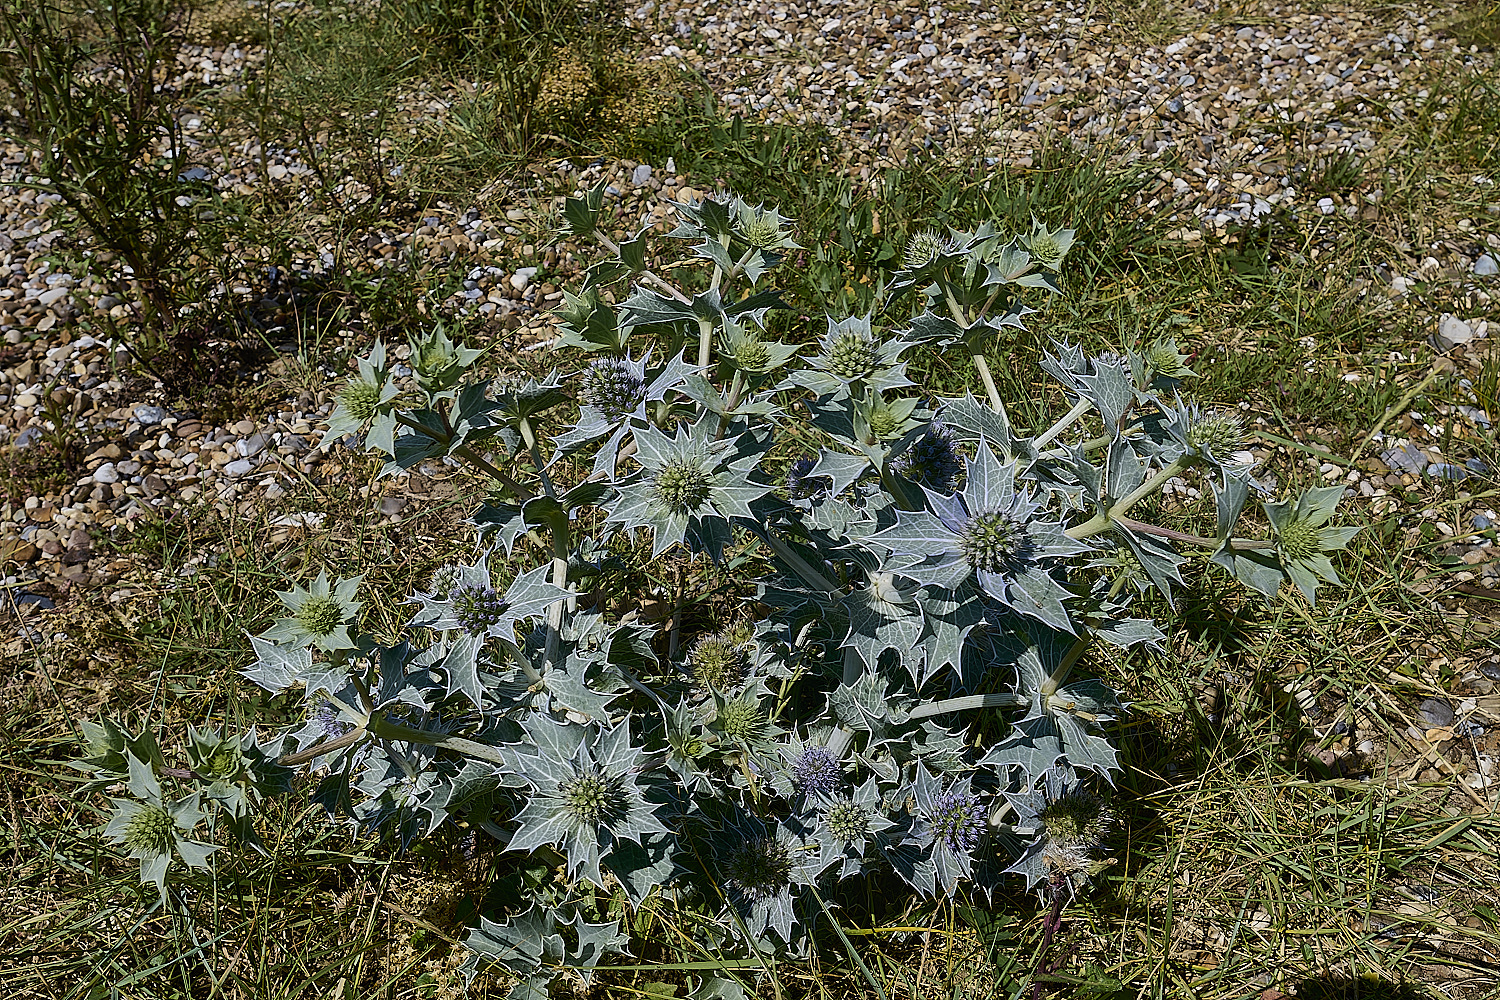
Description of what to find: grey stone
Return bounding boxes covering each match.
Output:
[631,163,653,185]
[1380,444,1427,475]
[1426,462,1468,480]
[133,404,167,425]
[239,433,270,457]
[1474,254,1498,277]
[92,462,120,484]
[1436,314,1474,351]
[224,458,254,477]
[1418,697,1454,728]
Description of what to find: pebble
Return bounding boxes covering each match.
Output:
[1436,314,1475,351]
[224,458,254,477]
[1475,254,1498,277]
[92,463,120,485]
[1419,698,1454,728]
[134,405,167,425]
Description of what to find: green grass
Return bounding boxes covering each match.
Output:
[4,2,1500,998]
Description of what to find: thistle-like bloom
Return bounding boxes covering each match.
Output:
[314,701,353,738]
[1004,766,1115,898]
[409,323,482,391]
[407,558,564,642]
[450,584,510,637]
[730,200,800,253]
[771,736,842,800]
[260,570,362,652]
[708,814,823,944]
[868,442,1090,632]
[604,412,772,561]
[504,716,670,886]
[580,358,646,420]
[1162,398,1251,471]
[788,314,915,401]
[891,421,964,493]
[102,752,218,896]
[1264,485,1360,604]
[903,228,951,270]
[326,341,400,439]
[812,777,894,879]
[1022,219,1075,271]
[927,788,987,855]
[1144,336,1196,382]
[905,764,987,896]
[783,457,831,500]
[791,746,840,796]
[689,622,753,690]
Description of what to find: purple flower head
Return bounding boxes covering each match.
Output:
[892,422,963,493]
[928,788,986,855]
[791,745,840,796]
[451,584,509,636]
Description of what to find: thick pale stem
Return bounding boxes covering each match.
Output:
[1038,636,1090,699]
[906,692,1029,720]
[697,316,715,371]
[593,230,691,305]
[1033,397,1092,451]
[546,519,570,670]
[972,352,1004,412]
[1065,456,1190,540]
[518,418,557,498]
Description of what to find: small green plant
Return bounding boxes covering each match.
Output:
[80,186,1360,995]
[0,0,233,356]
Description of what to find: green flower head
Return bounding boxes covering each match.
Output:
[1264,486,1360,604]
[326,341,399,439]
[261,571,362,652]
[1023,219,1076,271]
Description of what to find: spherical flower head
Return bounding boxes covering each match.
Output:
[123,802,177,854]
[959,509,1031,575]
[903,228,946,269]
[651,457,713,516]
[824,798,870,842]
[736,211,784,250]
[559,769,627,827]
[430,565,461,601]
[314,702,352,738]
[928,788,986,855]
[1028,231,1064,268]
[691,631,748,689]
[414,340,458,381]
[451,584,508,636]
[791,746,840,795]
[868,405,902,440]
[827,331,879,379]
[732,335,773,374]
[1275,516,1323,562]
[580,358,646,421]
[338,379,382,422]
[1039,790,1108,847]
[1146,338,1193,379]
[892,423,963,492]
[296,595,344,638]
[784,457,829,500]
[202,742,241,780]
[718,697,765,742]
[723,835,792,903]
[1186,411,1243,459]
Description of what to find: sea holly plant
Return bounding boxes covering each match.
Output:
[82,185,1361,993]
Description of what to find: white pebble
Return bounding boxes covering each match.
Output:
[93,463,120,484]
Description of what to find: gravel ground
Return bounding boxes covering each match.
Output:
[0,2,1497,790]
